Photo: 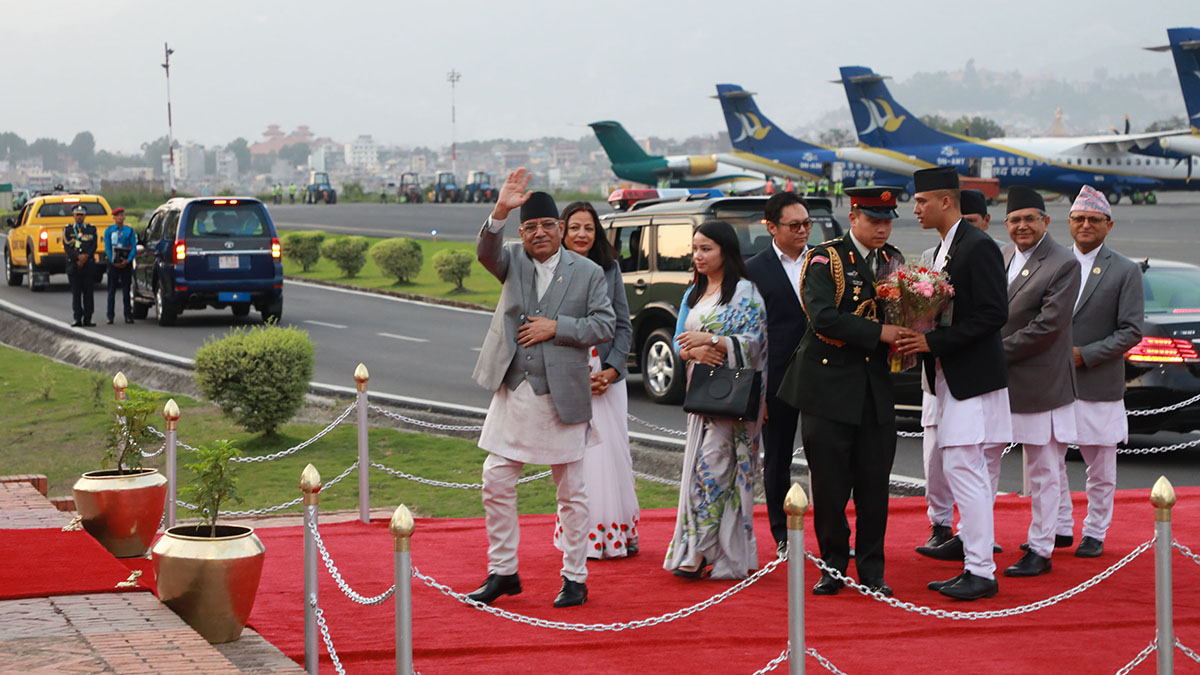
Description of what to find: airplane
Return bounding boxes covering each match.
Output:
[713,84,917,199]
[1151,26,1200,156]
[834,64,1200,204]
[589,120,767,193]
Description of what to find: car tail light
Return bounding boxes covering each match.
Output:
[38,230,48,253]
[1126,337,1200,363]
[173,239,187,263]
[271,237,281,259]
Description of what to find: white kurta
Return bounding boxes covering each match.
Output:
[478,380,590,465]
[1073,399,1128,445]
[1010,404,1077,445]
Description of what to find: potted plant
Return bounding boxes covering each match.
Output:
[72,379,168,558]
[151,439,266,644]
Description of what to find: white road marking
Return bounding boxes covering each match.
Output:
[378,332,428,343]
[471,347,482,351]
[304,320,347,329]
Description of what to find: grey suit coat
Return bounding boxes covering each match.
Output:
[472,221,616,425]
[1072,244,1144,401]
[597,261,633,382]
[1001,232,1081,413]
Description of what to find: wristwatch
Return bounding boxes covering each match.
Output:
[710,335,720,346]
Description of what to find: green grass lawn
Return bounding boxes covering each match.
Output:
[0,344,678,518]
[278,228,502,309]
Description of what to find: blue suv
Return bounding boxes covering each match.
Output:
[131,197,283,326]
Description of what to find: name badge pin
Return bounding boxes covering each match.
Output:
[1093,267,1101,275]
[1021,269,1030,277]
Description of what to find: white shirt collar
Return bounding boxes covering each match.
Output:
[1072,243,1101,264]
[847,231,872,260]
[772,240,806,264]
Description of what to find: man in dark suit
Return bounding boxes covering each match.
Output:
[1000,186,1081,579]
[897,167,1011,601]
[746,191,812,558]
[1055,186,1142,558]
[778,186,907,597]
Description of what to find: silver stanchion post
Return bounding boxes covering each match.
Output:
[163,399,180,528]
[785,482,809,675]
[355,363,370,523]
[392,504,415,675]
[1152,475,1176,675]
[301,464,322,675]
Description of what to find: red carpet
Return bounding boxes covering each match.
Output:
[240,488,1200,674]
[0,528,150,599]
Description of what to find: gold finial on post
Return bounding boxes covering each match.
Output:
[784,483,809,531]
[390,504,415,552]
[1151,475,1177,522]
[300,464,322,506]
[163,398,180,431]
[113,371,128,401]
[354,363,370,392]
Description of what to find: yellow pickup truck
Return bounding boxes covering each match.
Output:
[4,192,111,291]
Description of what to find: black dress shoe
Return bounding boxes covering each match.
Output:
[939,571,999,600]
[82,320,96,327]
[812,573,844,596]
[993,542,1003,554]
[1075,536,1104,558]
[1004,550,1052,577]
[124,317,135,324]
[467,573,522,604]
[70,321,83,327]
[916,535,965,561]
[928,571,967,592]
[926,524,954,548]
[553,576,587,607]
[861,578,893,597]
[625,539,638,556]
[1020,535,1073,552]
[671,557,707,579]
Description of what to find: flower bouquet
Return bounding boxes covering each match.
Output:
[875,264,955,372]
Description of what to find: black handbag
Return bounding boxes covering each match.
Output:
[683,337,761,420]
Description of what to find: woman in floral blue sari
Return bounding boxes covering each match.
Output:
[664,220,767,580]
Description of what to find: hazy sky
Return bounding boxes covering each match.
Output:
[3,0,1193,153]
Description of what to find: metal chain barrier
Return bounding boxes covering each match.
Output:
[140,442,166,458]
[370,461,552,490]
[1174,540,1200,567]
[804,537,1153,620]
[1127,391,1200,416]
[632,470,681,487]
[229,402,358,463]
[1115,640,1157,675]
[411,555,784,632]
[1177,638,1200,665]
[626,413,687,437]
[897,430,923,438]
[309,518,396,605]
[176,460,358,516]
[369,404,485,432]
[1115,436,1200,456]
[309,593,347,675]
[751,645,847,675]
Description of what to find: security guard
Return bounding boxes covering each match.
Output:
[289,183,297,203]
[63,204,98,327]
[103,207,137,324]
[777,185,908,596]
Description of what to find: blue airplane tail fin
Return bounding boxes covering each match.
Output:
[1167,28,1200,131]
[589,121,660,164]
[714,84,818,154]
[836,66,960,148]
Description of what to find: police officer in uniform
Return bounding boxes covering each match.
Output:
[103,207,136,324]
[63,204,98,327]
[777,186,908,596]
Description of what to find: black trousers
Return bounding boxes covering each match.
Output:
[106,263,132,320]
[67,261,96,322]
[800,397,896,582]
[763,392,800,545]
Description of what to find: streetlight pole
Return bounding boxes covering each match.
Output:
[447,68,461,177]
[162,43,176,198]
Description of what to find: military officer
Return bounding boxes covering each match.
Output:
[63,204,98,327]
[777,185,909,597]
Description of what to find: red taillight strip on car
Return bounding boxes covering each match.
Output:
[38,230,48,253]
[271,237,281,259]
[1126,337,1200,363]
[173,239,187,263]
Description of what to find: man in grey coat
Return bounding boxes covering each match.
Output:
[1054,186,1143,558]
[1000,186,1082,578]
[467,168,616,608]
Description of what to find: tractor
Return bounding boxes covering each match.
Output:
[464,171,497,202]
[397,172,423,203]
[304,171,337,204]
[432,171,462,203]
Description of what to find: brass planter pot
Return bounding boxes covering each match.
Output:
[152,525,266,644]
[72,469,168,558]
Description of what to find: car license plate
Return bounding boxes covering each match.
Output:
[218,255,240,269]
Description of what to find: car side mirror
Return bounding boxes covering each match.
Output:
[4,218,13,228]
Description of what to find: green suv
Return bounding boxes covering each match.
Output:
[601,195,843,404]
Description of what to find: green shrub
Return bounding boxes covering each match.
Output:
[104,388,159,472]
[193,325,314,435]
[432,249,473,290]
[282,231,326,272]
[371,238,424,283]
[320,236,370,278]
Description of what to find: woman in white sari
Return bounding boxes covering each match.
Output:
[664,220,767,580]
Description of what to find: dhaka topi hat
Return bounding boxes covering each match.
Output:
[520,192,559,223]
[1070,185,1112,218]
[1006,186,1045,214]
[960,189,988,217]
[913,166,960,193]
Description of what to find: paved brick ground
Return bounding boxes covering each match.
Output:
[0,479,304,675]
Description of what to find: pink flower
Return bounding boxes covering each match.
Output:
[914,281,934,297]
